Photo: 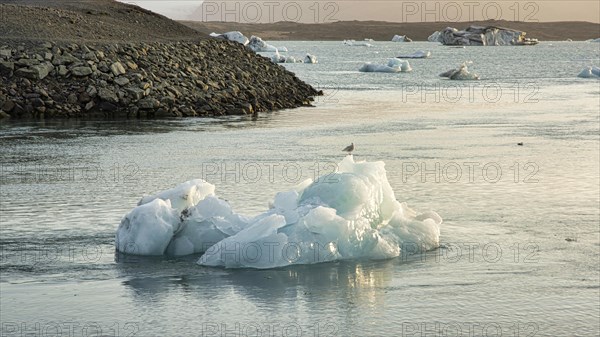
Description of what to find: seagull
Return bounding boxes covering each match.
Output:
[342,142,354,155]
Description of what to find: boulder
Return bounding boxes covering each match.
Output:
[71,66,93,77]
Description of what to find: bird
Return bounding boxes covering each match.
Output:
[517,142,524,146]
[342,142,354,155]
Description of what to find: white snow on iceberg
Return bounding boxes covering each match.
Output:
[359,59,412,73]
[198,156,442,269]
[577,66,600,78]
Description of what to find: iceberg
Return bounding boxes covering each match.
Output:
[397,50,431,59]
[198,156,442,269]
[577,66,600,78]
[428,31,442,42]
[431,26,538,46]
[209,31,249,46]
[586,38,600,42]
[248,35,286,52]
[440,61,479,80]
[270,51,308,64]
[115,157,442,269]
[392,35,412,42]
[116,180,249,256]
[343,40,372,47]
[304,53,318,64]
[359,58,412,73]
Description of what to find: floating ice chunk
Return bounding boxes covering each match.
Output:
[344,40,372,47]
[270,51,304,63]
[428,31,442,42]
[392,35,412,42]
[198,156,442,269]
[440,61,479,80]
[248,36,280,52]
[118,181,248,256]
[116,199,180,255]
[577,66,600,78]
[138,179,215,212]
[359,59,412,73]
[397,50,431,59]
[586,38,600,42]
[304,54,318,64]
[209,31,249,46]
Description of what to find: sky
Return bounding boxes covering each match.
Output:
[119,1,600,24]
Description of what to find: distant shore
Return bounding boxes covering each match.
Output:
[182,20,600,41]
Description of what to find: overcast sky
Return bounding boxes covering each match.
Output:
[119,1,600,23]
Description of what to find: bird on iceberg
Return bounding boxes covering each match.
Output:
[342,143,354,155]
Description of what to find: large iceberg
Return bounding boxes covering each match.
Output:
[577,66,600,78]
[198,156,441,268]
[430,26,538,46]
[209,31,249,46]
[115,157,442,269]
[359,59,412,73]
[440,61,480,80]
[392,35,412,42]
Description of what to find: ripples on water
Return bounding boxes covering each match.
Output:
[1,41,599,336]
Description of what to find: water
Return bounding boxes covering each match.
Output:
[1,41,599,336]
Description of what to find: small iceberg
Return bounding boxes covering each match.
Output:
[397,50,431,59]
[248,36,286,52]
[359,59,412,73]
[304,54,318,64]
[209,31,249,46]
[440,61,480,80]
[116,157,442,269]
[271,51,316,64]
[428,31,441,42]
[392,35,412,42]
[586,38,600,42]
[577,66,600,78]
[343,40,372,47]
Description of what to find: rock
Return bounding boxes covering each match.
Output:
[0,49,12,58]
[15,64,53,80]
[110,62,126,76]
[126,87,145,100]
[2,100,15,112]
[57,65,69,76]
[31,98,45,108]
[0,111,10,119]
[67,94,78,104]
[44,52,53,61]
[126,61,138,70]
[71,66,93,77]
[41,42,53,49]
[114,77,130,86]
[138,97,160,109]
[98,88,119,103]
[17,59,40,67]
[86,86,98,97]
[85,101,95,111]
[0,62,14,75]
[52,53,80,65]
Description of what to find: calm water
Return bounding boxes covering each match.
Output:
[1,41,599,336]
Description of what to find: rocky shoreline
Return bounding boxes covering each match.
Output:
[0,39,321,119]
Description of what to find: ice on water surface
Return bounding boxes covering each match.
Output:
[116,156,442,269]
